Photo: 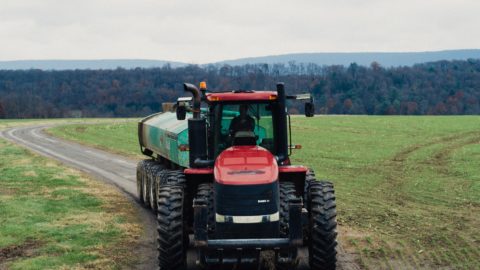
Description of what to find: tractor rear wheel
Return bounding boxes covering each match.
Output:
[308,181,337,270]
[157,184,188,270]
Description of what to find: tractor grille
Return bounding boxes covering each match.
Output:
[214,181,280,239]
[214,181,279,216]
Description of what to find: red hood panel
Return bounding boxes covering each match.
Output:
[214,146,279,185]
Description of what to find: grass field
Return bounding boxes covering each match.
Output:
[48,116,480,269]
[48,121,142,159]
[0,120,142,269]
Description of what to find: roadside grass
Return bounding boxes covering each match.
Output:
[48,116,480,269]
[0,121,142,269]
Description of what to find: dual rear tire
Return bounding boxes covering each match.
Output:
[279,178,337,270]
[136,160,185,210]
[136,159,188,269]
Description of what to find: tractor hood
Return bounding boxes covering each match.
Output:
[214,146,278,185]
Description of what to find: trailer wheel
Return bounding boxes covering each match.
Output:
[157,185,187,270]
[142,161,154,207]
[308,181,337,270]
[136,160,152,204]
[277,182,300,269]
[149,164,165,212]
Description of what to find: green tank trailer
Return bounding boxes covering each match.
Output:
[138,111,189,168]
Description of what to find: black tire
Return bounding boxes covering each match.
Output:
[136,161,145,203]
[279,181,298,237]
[195,183,221,267]
[277,182,300,269]
[304,169,316,205]
[163,170,189,248]
[164,170,186,186]
[149,164,165,212]
[157,185,188,270]
[195,183,215,235]
[142,161,154,207]
[136,160,153,204]
[303,169,317,242]
[308,181,337,270]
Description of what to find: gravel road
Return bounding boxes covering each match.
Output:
[0,124,359,270]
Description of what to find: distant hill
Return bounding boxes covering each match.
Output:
[215,49,480,67]
[1,49,480,70]
[0,59,187,70]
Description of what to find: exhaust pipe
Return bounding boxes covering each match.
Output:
[184,82,211,167]
[276,83,289,163]
[184,83,201,119]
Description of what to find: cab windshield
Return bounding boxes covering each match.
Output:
[214,102,275,156]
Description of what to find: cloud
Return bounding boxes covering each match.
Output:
[0,0,479,63]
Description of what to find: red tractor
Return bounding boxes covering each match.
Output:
[137,82,337,269]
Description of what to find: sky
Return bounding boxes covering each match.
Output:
[0,0,479,63]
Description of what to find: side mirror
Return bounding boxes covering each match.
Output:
[305,102,315,117]
[176,104,186,120]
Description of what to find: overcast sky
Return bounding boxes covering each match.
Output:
[1,0,479,63]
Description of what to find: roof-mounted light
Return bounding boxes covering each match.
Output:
[199,81,207,90]
[207,96,220,101]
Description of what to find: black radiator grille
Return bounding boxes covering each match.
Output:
[214,181,279,216]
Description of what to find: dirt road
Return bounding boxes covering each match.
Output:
[0,124,359,270]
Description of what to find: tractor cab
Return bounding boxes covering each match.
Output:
[176,84,315,167]
[209,95,277,156]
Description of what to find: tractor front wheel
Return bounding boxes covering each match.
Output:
[308,181,337,270]
[277,181,300,269]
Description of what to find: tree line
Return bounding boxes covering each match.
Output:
[0,59,479,118]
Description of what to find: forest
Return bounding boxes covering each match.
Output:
[0,59,479,118]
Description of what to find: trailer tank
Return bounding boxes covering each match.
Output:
[138,112,189,167]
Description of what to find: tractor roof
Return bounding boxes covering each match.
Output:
[206,90,277,102]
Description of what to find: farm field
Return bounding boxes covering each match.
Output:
[0,120,142,269]
[49,116,480,269]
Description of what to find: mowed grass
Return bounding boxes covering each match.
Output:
[48,121,142,159]
[48,116,480,269]
[0,121,142,269]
